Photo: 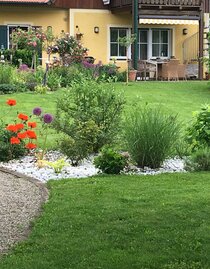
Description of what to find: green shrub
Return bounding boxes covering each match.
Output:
[94,147,128,174]
[0,84,17,94]
[34,84,49,94]
[53,77,125,153]
[0,64,16,84]
[124,105,181,168]
[58,120,100,166]
[187,104,210,151]
[47,70,61,90]
[185,147,210,171]
[0,128,26,162]
[51,65,82,87]
[4,49,35,67]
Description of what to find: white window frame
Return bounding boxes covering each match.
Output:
[108,25,131,61]
[138,27,173,60]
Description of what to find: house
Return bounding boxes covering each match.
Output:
[0,0,209,78]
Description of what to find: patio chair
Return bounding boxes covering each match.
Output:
[177,64,187,80]
[161,63,178,81]
[136,60,157,80]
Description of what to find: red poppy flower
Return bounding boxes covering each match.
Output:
[18,113,29,121]
[17,132,28,139]
[26,130,37,139]
[10,137,20,144]
[6,99,16,106]
[26,142,37,149]
[27,122,37,128]
[6,124,18,132]
[15,123,24,130]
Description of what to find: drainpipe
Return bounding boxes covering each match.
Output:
[132,0,139,70]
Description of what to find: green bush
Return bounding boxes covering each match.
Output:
[0,84,17,94]
[4,49,35,67]
[94,147,128,174]
[52,65,85,87]
[0,128,26,162]
[47,70,61,90]
[187,104,210,151]
[53,77,125,154]
[124,105,181,168]
[58,120,100,166]
[185,147,210,171]
[0,64,16,84]
[34,84,49,94]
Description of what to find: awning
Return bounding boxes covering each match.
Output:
[139,18,199,25]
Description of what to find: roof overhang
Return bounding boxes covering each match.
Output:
[0,0,55,4]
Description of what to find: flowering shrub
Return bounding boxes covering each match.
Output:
[48,32,87,65]
[11,27,45,51]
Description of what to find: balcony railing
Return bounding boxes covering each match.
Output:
[110,0,202,8]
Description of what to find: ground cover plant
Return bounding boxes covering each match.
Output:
[0,173,210,269]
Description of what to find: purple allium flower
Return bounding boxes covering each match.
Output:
[43,113,53,124]
[33,107,42,116]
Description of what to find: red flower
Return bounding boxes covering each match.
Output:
[18,113,29,121]
[27,122,37,128]
[26,142,37,149]
[15,123,24,131]
[6,124,17,132]
[26,130,37,139]
[10,137,20,144]
[6,99,16,106]
[17,132,28,139]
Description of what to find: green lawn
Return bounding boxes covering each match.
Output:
[1,173,210,269]
[1,81,209,123]
[1,82,210,268]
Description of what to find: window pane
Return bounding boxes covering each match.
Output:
[140,30,147,43]
[110,29,118,42]
[140,44,147,60]
[152,44,159,56]
[152,30,159,43]
[110,44,118,56]
[161,31,168,43]
[119,45,126,56]
[160,44,168,57]
[119,29,127,38]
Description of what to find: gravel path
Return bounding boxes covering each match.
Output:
[0,168,48,255]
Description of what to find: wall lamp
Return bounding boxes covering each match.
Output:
[94,26,99,34]
[183,28,188,35]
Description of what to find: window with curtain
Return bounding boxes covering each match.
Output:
[138,28,171,60]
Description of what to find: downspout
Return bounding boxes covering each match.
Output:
[132,0,138,69]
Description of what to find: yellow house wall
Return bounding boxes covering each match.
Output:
[0,6,69,61]
[71,9,199,69]
[70,9,131,70]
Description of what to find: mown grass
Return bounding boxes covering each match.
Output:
[0,173,210,269]
[1,81,209,149]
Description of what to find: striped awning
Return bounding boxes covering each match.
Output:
[139,18,199,25]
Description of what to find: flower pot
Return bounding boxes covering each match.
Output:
[128,70,137,81]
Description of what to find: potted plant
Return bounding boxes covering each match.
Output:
[118,34,136,84]
[128,67,137,81]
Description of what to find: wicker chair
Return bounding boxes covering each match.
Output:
[161,63,179,81]
[177,64,187,80]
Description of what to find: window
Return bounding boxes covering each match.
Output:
[152,29,169,57]
[110,28,128,59]
[138,28,171,60]
[138,29,148,60]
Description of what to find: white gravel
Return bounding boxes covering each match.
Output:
[0,151,186,182]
